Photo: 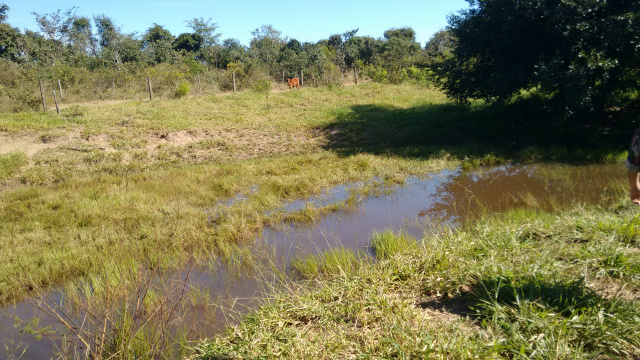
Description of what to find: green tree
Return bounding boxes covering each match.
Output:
[21,29,53,65]
[278,39,306,77]
[31,8,79,65]
[249,24,285,75]
[0,24,19,60]
[424,28,455,63]
[380,27,421,83]
[173,33,204,53]
[218,38,246,69]
[326,29,359,72]
[348,36,380,66]
[66,16,95,65]
[185,17,221,65]
[143,24,176,64]
[0,4,21,61]
[438,0,640,122]
[0,3,8,23]
[94,15,122,64]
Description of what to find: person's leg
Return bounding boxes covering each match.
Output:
[629,171,640,205]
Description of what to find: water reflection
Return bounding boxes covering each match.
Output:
[426,164,621,223]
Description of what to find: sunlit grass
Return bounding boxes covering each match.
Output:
[291,247,367,279]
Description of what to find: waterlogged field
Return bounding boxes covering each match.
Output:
[0,83,637,359]
[0,83,454,303]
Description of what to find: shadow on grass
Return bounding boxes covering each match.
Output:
[320,99,635,163]
[426,275,640,357]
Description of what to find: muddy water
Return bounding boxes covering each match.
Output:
[0,164,623,359]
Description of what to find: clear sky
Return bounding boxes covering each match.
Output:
[4,0,470,46]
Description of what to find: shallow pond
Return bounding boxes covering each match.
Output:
[0,163,624,359]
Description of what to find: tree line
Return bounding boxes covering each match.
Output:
[0,4,456,111]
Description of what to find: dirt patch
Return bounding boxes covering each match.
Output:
[85,134,111,148]
[2,130,208,158]
[0,131,81,156]
[590,280,640,301]
[165,130,195,145]
[414,293,484,339]
[0,127,320,180]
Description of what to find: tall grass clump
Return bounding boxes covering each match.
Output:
[470,275,640,358]
[370,230,417,259]
[16,264,199,360]
[291,247,366,279]
[174,82,190,98]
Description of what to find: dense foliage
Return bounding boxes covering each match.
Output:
[437,0,640,122]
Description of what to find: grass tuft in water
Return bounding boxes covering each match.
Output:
[291,247,367,279]
[370,230,417,259]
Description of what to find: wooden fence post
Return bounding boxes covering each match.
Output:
[300,70,304,87]
[197,74,201,93]
[232,72,236,94]
[53,91,60,114]
[354,68,358,85]
[147,76,153,100]
[57,79,63,101]
[39,81,46,112]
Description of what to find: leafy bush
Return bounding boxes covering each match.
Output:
[252,79,271,94]
[406,66,422,80]
[174,82,190,98]
[365,66,388,83]
[387,68,408,84]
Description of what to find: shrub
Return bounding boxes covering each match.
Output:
[252,79,271,94]
[366,66,388,83]
[174,82,190,98]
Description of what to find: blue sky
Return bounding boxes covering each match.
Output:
[4,0,470,46]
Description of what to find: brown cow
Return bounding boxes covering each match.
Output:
[287,77,300,90]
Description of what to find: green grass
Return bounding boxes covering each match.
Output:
[0,151,27,180]
[196,196,640,359]
[370,229,417,260]
[291,247,367,279]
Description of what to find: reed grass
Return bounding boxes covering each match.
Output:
[291,247,367,279]
[370,229,417,260]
